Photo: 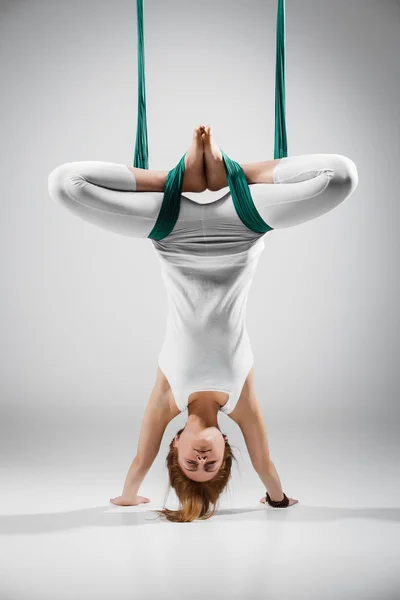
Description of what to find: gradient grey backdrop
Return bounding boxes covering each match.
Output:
[1,0,398,424]
[1,1,399,599]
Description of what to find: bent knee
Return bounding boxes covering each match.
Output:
[48,163,71,201]
[330,154,359,195]
[48,163,84,205]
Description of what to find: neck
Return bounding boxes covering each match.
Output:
[187,392,222,428]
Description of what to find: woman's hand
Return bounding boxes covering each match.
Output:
[110,494,150,506]
[110,455,152,507]
[260,495,299,507]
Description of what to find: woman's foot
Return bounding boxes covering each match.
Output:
[182,126,207,193]
[202,126,228,191]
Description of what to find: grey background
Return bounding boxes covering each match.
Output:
[0,2,399,598]
[1,0,398,427]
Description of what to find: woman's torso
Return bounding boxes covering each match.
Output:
[152,190,267,414]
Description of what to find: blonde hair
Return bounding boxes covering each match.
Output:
[152,426,238,523]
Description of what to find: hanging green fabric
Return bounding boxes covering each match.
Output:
[274,0,288,159]
[133,0,288,241]
[133,0,148,170]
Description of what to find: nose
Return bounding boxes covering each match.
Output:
[196,451,209,461]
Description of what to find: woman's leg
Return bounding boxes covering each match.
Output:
[48,126,209,236]
[48,160,165,238]
[240,158,282,185]
[125,166,169,192]
[201,127,359,228]
[202,125,304,190]
[250,153,359,229]
[126,125,207,192]
[47,127,210,237]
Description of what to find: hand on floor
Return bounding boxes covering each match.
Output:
[110,494,151,506]
[260,495,299,507]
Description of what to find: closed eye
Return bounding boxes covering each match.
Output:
[185,460,218,472]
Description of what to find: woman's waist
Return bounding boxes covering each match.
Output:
[159,333,253,377]
[165,316,249,338]
[161,324,251,353]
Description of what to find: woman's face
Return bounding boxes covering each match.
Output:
[174,427,227,482]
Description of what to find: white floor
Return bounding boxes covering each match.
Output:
[1,418,399,600]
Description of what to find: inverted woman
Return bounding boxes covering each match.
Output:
[48,125,359,522]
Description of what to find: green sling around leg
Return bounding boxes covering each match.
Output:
[133,0,288,241]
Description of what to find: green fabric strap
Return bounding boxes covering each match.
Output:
[133,0,148,170]
[274,0,288,160]
[133,0,287,241]
[220,150,274,234]
[147,153,187,241]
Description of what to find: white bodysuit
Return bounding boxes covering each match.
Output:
[47,153,358,413]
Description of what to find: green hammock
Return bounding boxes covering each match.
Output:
[133,0,288,241]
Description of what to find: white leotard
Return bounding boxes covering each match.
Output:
[153,219,265,414]
[47,154,358,413]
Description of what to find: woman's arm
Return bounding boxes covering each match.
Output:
[119,455,151,499]
[135,399,173,469]
[255,460,286,502]
[111,393,174,505]
[234,398,286,502]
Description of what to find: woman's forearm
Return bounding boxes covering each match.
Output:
[256,460,285,502]
[121,455,151,497]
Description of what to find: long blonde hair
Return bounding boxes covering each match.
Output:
[152,426,238,523]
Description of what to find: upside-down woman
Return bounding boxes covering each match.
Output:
[47,124,359,522]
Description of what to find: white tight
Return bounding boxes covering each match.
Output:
[265,153,358,228]
[47,153,359,237]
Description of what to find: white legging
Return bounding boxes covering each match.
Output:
[47,153,359,238]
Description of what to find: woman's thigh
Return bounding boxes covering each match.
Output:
[48,161,163,238]
[250,153,359,229]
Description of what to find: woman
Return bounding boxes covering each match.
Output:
[48,125,359,522]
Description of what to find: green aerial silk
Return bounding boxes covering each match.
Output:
[133,0,288,240]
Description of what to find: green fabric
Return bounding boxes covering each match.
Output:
[220,150,274,234]
[274,0,288,159]
[133,0,148,170]
[133,0,287,240]
[147,153,187,240]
